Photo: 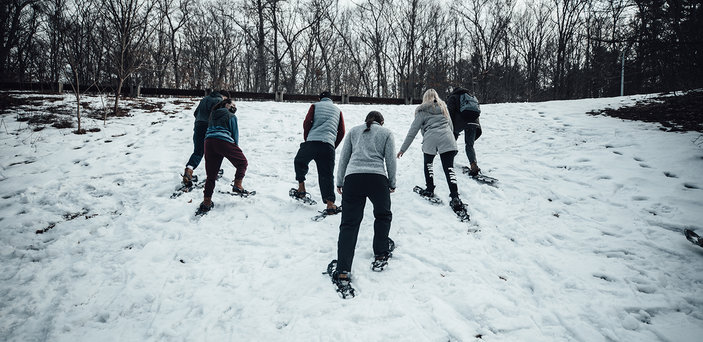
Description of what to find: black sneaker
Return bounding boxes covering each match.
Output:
[332,270,355,298]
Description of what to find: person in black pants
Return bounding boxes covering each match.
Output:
[334,111,397,282]
[292,91,345,214]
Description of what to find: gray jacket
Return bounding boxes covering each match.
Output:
[399,102,458,155]
[336,122,397,189]
[306,98,343,147]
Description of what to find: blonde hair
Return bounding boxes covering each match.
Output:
[420,89,450,119]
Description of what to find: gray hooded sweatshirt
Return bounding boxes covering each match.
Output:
[399,102,458,155]
[336,122,397,189]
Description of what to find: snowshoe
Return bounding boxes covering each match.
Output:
[461,166,498,185]
[195,201,214,216]
[171,169,223,199]
[312,205,342,222]
[413,186,443,204]
[289,188,317,205]
[685,229,703,247]
[323,260,355,299]
[227,182,256,198]
[171,175,200,198]
[450,196,470,222]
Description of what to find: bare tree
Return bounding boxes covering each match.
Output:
[158,0,191,88]
[355,0,392,97]
[102,0,155,117]
[266,0,315,93]
[453,0,515,101]
[551,0,588,99]
[44,0,66,84]
[512,0,553,100]
[61,0,102,133]
[0,0,41,81]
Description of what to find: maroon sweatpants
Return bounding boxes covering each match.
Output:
[203,138,248,198]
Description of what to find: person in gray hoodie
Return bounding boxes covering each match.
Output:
[397,89,464,211]
[292,91,345,214]
[333,111,396,285]
[196,98,249,215]
[182,90,228,185]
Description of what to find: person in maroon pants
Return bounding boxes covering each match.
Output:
[197,98,249,215]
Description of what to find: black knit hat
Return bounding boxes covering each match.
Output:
[319,90,331,99]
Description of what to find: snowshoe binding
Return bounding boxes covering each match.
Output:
[461,166,498,185]
[226,182,256,198]
[289,188,317,205]
[413,186,443,204]
[312,205,342,222]
[371,238,395,271]
[450,196,470,222]
[172,169,223,199]
[323,260,355,299]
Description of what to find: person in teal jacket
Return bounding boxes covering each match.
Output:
[182,91,228,185]
[197,98,249,214]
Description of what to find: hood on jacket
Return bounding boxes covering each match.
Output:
[415,102,445,116]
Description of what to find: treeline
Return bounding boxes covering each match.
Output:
[2,0,702,104]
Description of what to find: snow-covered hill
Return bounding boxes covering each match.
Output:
[1,92,702,341]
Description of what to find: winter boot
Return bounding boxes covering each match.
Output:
[469,162,481,177]
[196,197,214,215]
[372,251,392,271]
[232,178,251,195]
[182,167,194,185]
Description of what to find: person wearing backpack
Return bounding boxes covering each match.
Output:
[447,87,482,176]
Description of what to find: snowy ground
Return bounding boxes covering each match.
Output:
[1,91,702,342]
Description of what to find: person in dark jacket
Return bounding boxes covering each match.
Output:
[183,91,228,185]
[446,87,482,176]
[197,98,249,214]
[333,111,396,284]
[291,90,345,214]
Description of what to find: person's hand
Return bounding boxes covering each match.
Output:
[337,186,343,194]
[396,151,404,158]
[389,188,395,193]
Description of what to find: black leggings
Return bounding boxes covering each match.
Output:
[423,151,458,197]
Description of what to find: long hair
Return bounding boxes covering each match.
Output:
[420,89,450,119]
[364,111,384,132]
